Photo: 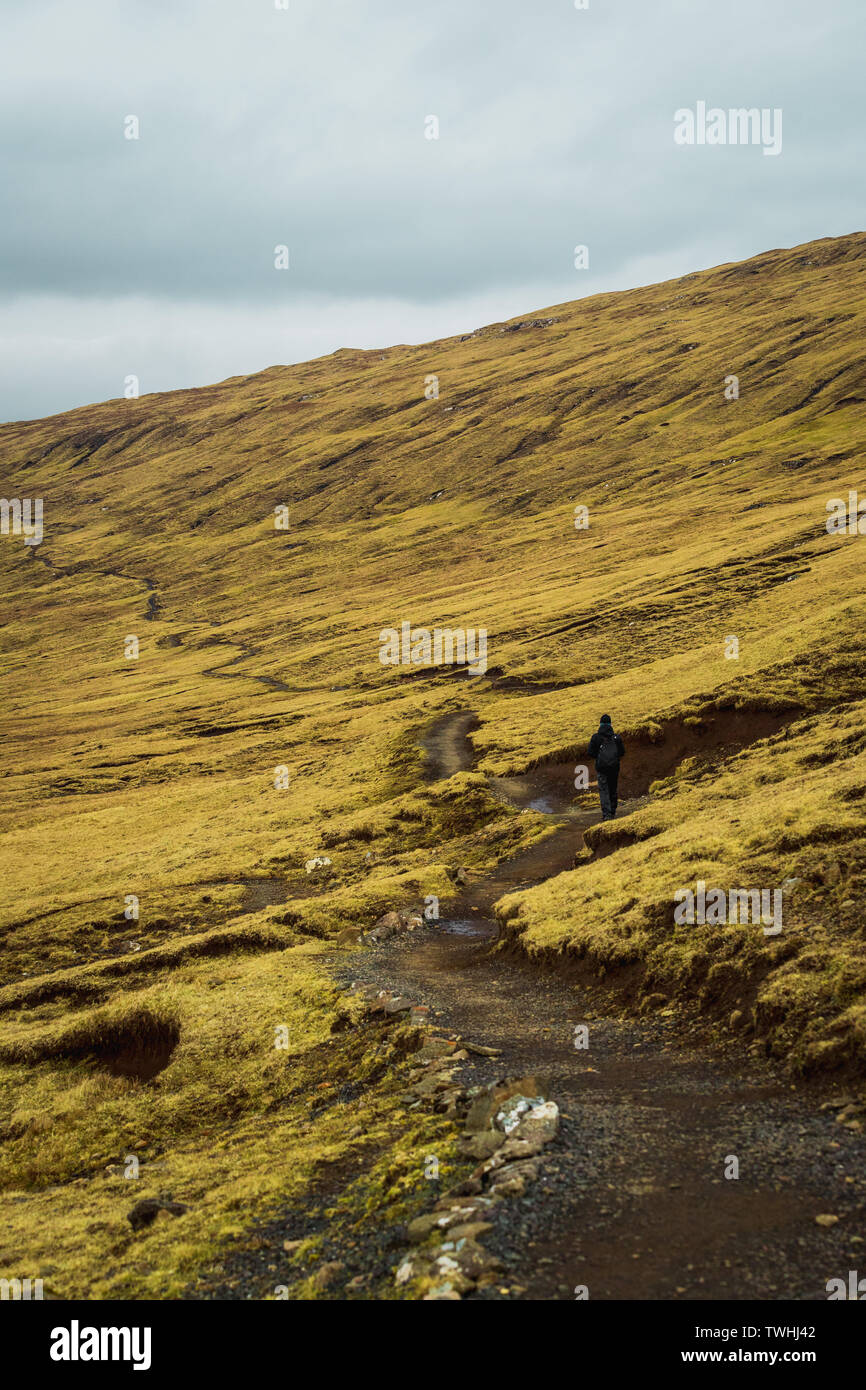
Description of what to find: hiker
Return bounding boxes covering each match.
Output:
[589,714,625,821]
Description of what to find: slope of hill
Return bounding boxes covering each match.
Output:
[1,231,866,1297]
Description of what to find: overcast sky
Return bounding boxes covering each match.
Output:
[1,0,863,422]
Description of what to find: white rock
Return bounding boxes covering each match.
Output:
[305,856,332,875]
[514,1100,560,1145]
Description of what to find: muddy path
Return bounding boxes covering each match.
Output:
[420,709,481,781]
[335,710,866,1300]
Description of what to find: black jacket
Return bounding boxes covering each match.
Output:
[589,725,625,767]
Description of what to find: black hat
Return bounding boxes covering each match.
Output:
[600,713,612,724]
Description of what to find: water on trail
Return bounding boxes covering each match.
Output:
[338,708,866,1300]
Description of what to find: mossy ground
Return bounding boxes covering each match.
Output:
[2,231,866,1294]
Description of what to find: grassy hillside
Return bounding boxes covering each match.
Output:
[1,230,866,1295]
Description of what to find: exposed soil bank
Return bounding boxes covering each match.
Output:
[101,1025,179,1081]
[1,1007,180,1083]
[502,706,795,810]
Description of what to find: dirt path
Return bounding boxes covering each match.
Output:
[419,709,480,781]
[335,710,866,1300]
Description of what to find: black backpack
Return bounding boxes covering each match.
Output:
[596,731,619,771]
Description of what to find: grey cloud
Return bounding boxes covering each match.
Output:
[0,0,862,419]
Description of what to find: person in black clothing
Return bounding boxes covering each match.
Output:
[589,714,625,820]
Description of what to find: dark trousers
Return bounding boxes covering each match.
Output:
[597,768,619,820]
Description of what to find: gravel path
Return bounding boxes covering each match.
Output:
[335,919,866,1300]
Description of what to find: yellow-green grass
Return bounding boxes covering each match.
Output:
[0,930,462,1298]
[2,229,866,1292]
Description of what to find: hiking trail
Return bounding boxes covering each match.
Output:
[190,707,866,1301]
[330,709,866,1299]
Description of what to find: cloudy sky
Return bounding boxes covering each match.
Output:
[1,0,863,422]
